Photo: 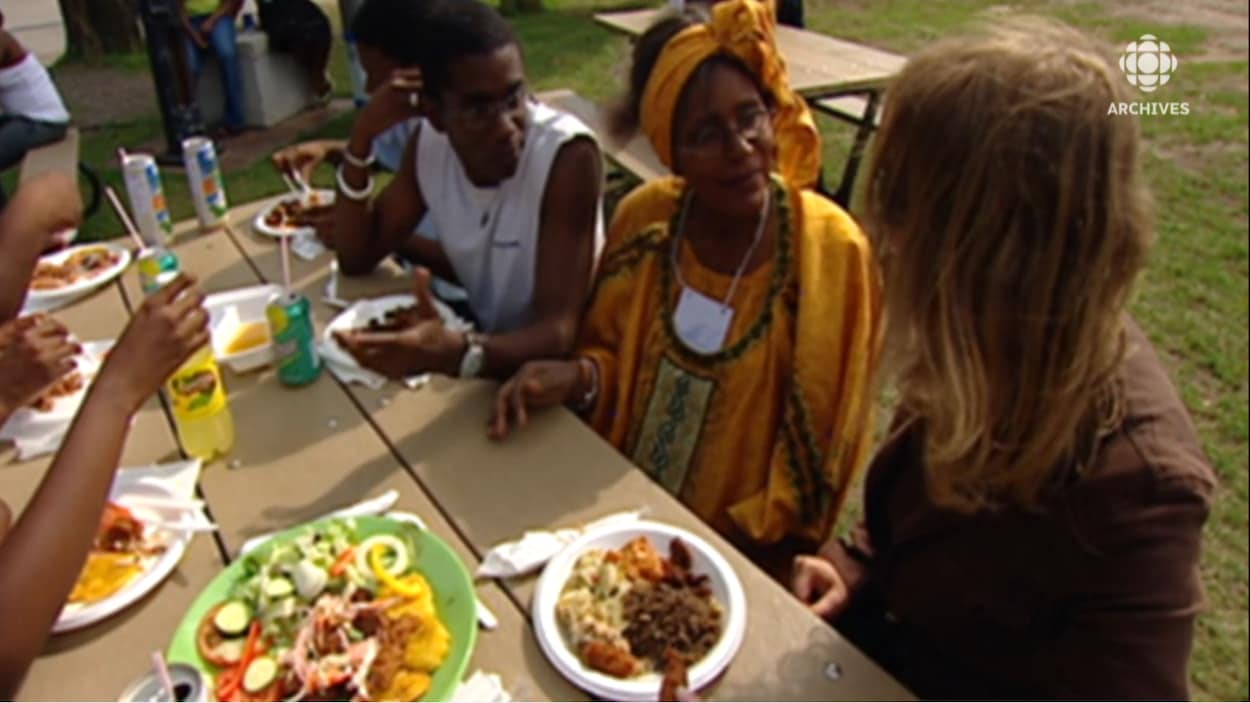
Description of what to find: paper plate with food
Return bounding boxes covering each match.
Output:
[531,520,747,701]
[25,242,131,310]
[320,294,471,377]
[253,190,335,239]
[55,482,198,632]
[167,516,477,702]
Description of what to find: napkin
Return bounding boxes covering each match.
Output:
[290,232,327,261]
[0,340,112,460]
[451,671,512,703]
[476,510,645,579]
[112,458,215,534]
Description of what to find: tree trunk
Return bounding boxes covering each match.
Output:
[59,0,143,58]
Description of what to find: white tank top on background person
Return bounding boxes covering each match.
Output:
[415,100,604,333]
[0,53,69,124]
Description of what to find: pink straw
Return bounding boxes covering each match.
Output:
[105,186,147,250]
[150,651,177,702]
[280,232,292,292]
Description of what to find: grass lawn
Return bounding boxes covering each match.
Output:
[41,0,1248,698]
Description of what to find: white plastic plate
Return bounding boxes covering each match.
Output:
[531,520,747,702]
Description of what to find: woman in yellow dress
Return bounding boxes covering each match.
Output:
[489,0,878,572]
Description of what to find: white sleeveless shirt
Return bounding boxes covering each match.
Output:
[415,100,604,333]
[0,53,69,124]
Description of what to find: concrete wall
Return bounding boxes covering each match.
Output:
[4,0,67,66]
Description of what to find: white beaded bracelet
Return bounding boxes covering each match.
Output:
[340,145,376,169]
[336,163,374,201]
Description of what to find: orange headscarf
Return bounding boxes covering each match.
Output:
[639,0,822,190]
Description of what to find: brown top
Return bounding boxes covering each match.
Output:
[834,319,1216,700]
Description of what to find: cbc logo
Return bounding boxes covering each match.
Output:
[1119,34,1178,93]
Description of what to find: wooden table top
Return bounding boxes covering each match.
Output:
[593,8,906,97]
[0,198,913,701]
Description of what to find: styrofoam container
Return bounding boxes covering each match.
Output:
[204,284,282,373]
[532,520,747,701]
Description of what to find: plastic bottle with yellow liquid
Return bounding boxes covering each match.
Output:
[138,248,236,461]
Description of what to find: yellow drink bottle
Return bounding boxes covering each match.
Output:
[165,346,235,461]
[138,247,236,461]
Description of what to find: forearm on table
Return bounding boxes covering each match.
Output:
[0,389,135,697]
[0,222,50,323]
[393,237,458,284]
[480,314,580,380]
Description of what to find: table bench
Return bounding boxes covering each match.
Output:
[539,88,669,184]
[194,30,317,129]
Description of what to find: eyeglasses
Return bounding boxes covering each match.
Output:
[447,84,530,131]
[677,105,772,158]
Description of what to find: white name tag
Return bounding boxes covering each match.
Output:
[674,286,734,354]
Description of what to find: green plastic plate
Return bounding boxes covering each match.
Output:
[167,516,477,701]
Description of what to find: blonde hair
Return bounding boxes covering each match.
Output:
[864,18,1152,512]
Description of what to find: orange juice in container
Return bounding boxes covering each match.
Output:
[121,152,174,247]
[181,136,229,231]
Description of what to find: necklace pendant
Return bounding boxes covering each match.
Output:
[480,211,489,227]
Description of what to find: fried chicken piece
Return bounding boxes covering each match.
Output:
[581,640,641,678]
[659,649,690,702]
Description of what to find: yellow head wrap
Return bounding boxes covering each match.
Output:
[639,0,822,190]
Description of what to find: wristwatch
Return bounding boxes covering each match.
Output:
[458,332,486,378]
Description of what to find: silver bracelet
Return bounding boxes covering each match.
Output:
[340,144,376,169]
[336,163,374,201]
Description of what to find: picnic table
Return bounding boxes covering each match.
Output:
[593,7,906,204]
[0,201,915,702]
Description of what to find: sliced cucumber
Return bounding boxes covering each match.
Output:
[264,576,294,599]
[213,638,247,666]
[242,655,278,693]
[213,601,252,637]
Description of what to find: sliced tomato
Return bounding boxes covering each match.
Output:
[197,603,238,668]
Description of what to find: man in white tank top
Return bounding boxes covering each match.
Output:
[331,0,605,383]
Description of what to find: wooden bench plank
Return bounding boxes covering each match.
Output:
[538,89,669,183]
[18,126,79,185]
[814,95,883,127]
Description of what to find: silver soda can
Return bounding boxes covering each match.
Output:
[181,136,229,231]
[121,153,174,247]
[117,662,207,702]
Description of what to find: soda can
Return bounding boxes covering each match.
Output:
[181,136,229,232]
[122,153,174,247]
[266,291,322,386]
[137,247,181,295]
[118,662,207,702]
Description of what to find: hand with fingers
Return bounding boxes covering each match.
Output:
[93,274,212,414]
[790,554,851,619]
[0,315,80,420]
[352,67,425,145]
[333,267,466,379]
[488,358,587,440]
[271,139,345,186]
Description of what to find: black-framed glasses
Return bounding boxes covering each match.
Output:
[677,104,772,158]
[447,83,530,131]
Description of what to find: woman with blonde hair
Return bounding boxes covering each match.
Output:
[790,18,1215,699]
[489,0,878,574]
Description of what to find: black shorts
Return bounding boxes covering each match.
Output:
[259,0,332,53]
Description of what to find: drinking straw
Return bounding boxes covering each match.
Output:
[105,186,147,250]
[280,230,292,292]
[150,651,177,702]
